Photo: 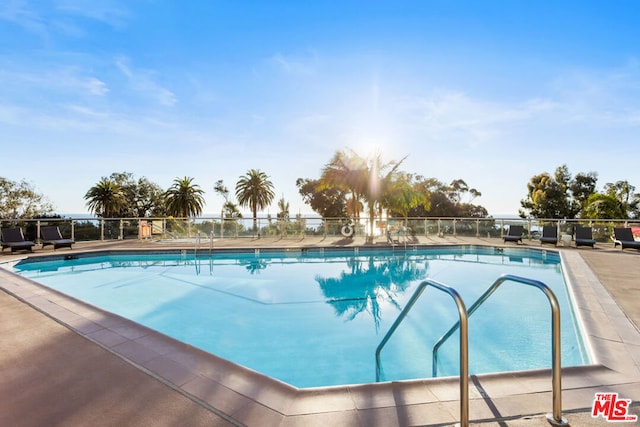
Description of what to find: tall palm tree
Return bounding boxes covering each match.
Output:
[322,149,407,236]
[363,153,407,236]
[320,149,368,221]
[164,177,205,217]
[84,178,126,218]
[235,169,275,233]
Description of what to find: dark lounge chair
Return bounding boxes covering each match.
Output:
[1,228,35,253]
[40,226,75,250]
[613,227,640,251]
[503,225,523,244]
[575,226,596,247]
[540,226,558,245]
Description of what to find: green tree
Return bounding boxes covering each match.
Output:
[277,196,290,221]
[382,172,429,223]
[604,180,640,218]
[235,169,275,232]
[405,177,486,217]
[0,177,54,219]
[84,178,127,218]
[581,193,626,219]
[362,152,406,236]
[164,177,205,217]
[570,172,598,214]
[214,179,242,219]
[520,165,595,219]
[85,172,165,218]
[296,178,347,218]
[107,172,165,217]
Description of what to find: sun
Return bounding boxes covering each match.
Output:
[352,141,388,162]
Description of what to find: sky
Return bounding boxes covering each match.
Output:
[2,1,640,217]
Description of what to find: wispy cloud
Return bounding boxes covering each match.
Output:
[115,57,177,107]
[392,90,558,147]
[268,51,318,76]
[0,0,130,40]
[82,76,109,96]
[0,0,48,37]
[0,67,109,98]
[549,61,640,126]
[54,0,130,29]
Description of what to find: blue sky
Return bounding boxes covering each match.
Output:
[2,1,640,217]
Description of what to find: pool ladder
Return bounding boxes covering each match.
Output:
[374,274,568,427]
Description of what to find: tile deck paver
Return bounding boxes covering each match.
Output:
[1,235,640,426]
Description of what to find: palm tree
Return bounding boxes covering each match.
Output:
[235,169,275,233]
[320,149,368,221]
[277,196,290,221]
[383,172,429,224]
[362,152,407,237]
[84,178,126,218]
[164,177,205,217]
[320,149,409,237]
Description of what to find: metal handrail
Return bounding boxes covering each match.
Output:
[375,279,469,427]
[431,274,567,426]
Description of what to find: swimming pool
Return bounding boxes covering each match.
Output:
[12,246,590,388]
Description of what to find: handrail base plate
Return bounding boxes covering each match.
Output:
[546,413,569,426]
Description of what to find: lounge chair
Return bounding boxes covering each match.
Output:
[40,226,74,250]
[575,226,596,247]
[613,227,640,251]
[1,228,35,253]
[540,226,558,245]
[503,225,523,244]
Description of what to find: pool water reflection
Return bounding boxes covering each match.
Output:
[13,246,589,388]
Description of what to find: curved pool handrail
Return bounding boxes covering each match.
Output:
[431,274,567,426]
[375,279,469,427]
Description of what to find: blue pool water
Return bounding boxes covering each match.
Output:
[13,246,589,388]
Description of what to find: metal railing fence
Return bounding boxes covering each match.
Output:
[1,216,639,244]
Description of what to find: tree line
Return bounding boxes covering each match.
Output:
[1,152,639,223]
[519,164,640,219]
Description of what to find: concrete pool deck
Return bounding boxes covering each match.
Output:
[1,235,639,426]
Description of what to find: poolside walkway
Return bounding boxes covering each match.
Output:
[1,235,639,426]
